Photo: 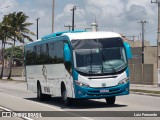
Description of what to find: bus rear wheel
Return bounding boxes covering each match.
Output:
[105,96,116,105]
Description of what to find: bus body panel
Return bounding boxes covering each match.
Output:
[77,71,127,88]
[26,64,75,98]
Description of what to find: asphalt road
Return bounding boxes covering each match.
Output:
[0,80,160,120]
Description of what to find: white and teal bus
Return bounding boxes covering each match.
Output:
[25,31,132,105]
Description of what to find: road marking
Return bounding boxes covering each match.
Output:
[81,117,94,120]
[0,92,94,120]
[0,106,34,120]
[0,106,11,111]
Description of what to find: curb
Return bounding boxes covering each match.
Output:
[130,91,160,97]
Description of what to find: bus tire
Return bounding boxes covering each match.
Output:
[105,96,116,105]
[37,83,44,101]
[37,83,51,101]
[61,85,71,106]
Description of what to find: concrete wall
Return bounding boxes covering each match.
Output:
[126,40,150,47]
[0,67,25,77]
[129,64,157,85]
[144,46,157,64]
[129,46,158,65]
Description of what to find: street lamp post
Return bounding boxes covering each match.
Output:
[52,0,55,33]
[36,18,40,39]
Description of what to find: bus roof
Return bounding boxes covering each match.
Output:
[62,31,121,40]
[41,30,86,40]
[25,31,122,47]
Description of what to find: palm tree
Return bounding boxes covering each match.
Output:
[0,22,11,79]
[2,12,35,79]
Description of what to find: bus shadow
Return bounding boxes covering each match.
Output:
[25,97,127,109]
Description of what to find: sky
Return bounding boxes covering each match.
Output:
[0,0,159,46]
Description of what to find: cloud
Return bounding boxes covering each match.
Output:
[0,0,19,15]
[86,0,125,17]
[0,0,158,45]
[55,3,87,31]
[83,0,157,45]
[125,5,147,21]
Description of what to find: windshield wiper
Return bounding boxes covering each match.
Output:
[106,60,116,72]
[102,51,116,73]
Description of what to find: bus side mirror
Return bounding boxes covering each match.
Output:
[124,42,132,59]
[64,43,71,62]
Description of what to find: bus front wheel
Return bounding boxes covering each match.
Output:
[37,83,51,101]
[105,96,116,105]
[37,83,44,101]
[61,85,72,106]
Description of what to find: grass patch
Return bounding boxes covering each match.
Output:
[131,89,160,95]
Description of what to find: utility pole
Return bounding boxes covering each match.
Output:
[138,21,147,64]
[52,0,55,33]
[151,0,160,86]
[64,25,73,31]
[71,6,77,31]
[36,18,40,39]
[151,0,160,69]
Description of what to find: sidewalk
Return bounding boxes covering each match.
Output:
[3,77,25,81]
[130,84,160,97]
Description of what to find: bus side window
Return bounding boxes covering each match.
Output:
[36,45,41,65]
[26,46,36,65]
[40,44,49,64]
[48,42,55,64]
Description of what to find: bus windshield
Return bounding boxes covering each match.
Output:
[71,38,127,75]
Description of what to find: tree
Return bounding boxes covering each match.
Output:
[1,12,35,79]
[4,46,23,66]
[0,23,11,79]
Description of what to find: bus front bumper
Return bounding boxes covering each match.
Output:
[74,82,129,99]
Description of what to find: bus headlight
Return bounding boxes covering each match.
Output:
[118,77,129,85]
[75,81,90,87]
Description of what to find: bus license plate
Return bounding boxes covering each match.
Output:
[100,89,109,93]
